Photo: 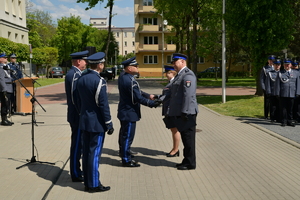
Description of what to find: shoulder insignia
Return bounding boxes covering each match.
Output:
[185,80,191,87]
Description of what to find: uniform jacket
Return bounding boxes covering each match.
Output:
[168,67,198,116]
[160,80,173,116]
[65,66,81,124]
[8,62,23,80]
[275,69,300,98]
[265,70,279,96]
[76,69,112,133]
[117,72,155,122]
[0,64,13,93]
[260,65,273,90]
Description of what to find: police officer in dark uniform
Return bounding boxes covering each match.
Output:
[0,53,14,126]
[8,53,23,114]
[118,56,161,167]
[275,58,300,127]
[65,50,89,182]
[76,52,113,193]
[265,59,281,123]
[291,60,300,122]
[260,55,275,119]
[168,53,198,170]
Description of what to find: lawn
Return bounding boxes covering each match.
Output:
[35,77,65,87]
[198,77,256,87]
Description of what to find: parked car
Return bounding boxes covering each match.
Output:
[198,67,220,78]
[48,66,64,78]
[100,68,114,81]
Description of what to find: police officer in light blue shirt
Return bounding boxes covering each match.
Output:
[118,56,161,167]
[76,52,113,193]
[65,50,89,182]
[275,58,300,127]
[168,53,198,170]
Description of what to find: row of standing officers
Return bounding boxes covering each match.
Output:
[65,51,198,193]
[260,55,300,127]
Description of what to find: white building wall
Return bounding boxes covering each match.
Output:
[0,0,28,44]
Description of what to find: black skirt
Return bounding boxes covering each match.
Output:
[163,117,176,129]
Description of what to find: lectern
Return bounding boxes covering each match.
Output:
[15,77,38,114]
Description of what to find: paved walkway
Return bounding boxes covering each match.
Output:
[0,79,300,200]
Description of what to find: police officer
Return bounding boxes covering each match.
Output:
[291,60,300,122]
[260,55,275,119]
[8,53,23,114]
[159,65,180,157]
[76,52,113,193]
[168,53,198,170]
[65,50,89,182]
[265,59,281,123]
[118,56,161,167]
[275,58,300,127]
[0,53,14,126]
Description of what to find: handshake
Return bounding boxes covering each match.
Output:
[153,98,163,108]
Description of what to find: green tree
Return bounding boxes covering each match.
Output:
[0,37,29,61]
[26,10,56,47]
[77,0,115,65]
[225,0,295,95]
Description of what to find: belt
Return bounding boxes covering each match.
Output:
[5,82,12,84]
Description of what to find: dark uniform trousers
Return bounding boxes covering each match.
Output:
[119,121,136,163]
[82,131,105,188]
[280,97,294,124]
[69,123,82,179]
[172,114,197,168]
[270,96,280,122]
[293,96,300,122]
[263,90,270,119]
[0,92,12,116]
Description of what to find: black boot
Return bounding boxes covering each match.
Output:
[1,116,12,126]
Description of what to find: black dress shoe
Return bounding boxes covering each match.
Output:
[85,185,110,193]
[5,119,14,125]
[281,123,286,127]
[122,160,140,167]
[72,176,84,182]
[1,121,12,126]
[166,150,179,157]
[177,165,196,170]
[287,123,296,127]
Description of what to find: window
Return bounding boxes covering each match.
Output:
[167,55,172,64]
[132,32,135,37]
[132,41,135,46]
[143,18,158,25]
[144,55,158,64]
[124,41,127,47]
[198,57,205,64]
[124,32,127,37]
[116,32,119,37]
[144,36,158,44]
[143,0,153,6]
[8,31,11,39]
[167,36,175,44]
[132,51,135,54]
[125,51,127,55]
[94,22,96,24]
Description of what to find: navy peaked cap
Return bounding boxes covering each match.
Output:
[164,65,175,72]
[171,53,188,63]
[268,55,276,60]
[70,50,89,59]
[9,53,17,58]
[0,52,7,58]
[284,58,292,64]
[121,56,139,67]
[87,52,105,64]
[273,59,281,65]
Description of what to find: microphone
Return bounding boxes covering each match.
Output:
[3,65,16,74]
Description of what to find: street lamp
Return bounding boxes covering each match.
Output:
[114,47,118,76]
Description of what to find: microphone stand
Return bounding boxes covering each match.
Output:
[13,72,55,169]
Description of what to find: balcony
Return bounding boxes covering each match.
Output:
[138,24,159,32]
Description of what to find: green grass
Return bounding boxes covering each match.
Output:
[197,95,263,118]
[35,77,64,87]
[198,77,256,87]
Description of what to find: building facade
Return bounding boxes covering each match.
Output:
[0,0,28,44]
[90,18,135,57]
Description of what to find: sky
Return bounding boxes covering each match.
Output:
[30,0,134,27]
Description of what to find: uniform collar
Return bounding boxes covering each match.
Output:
[177,66,187,75]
